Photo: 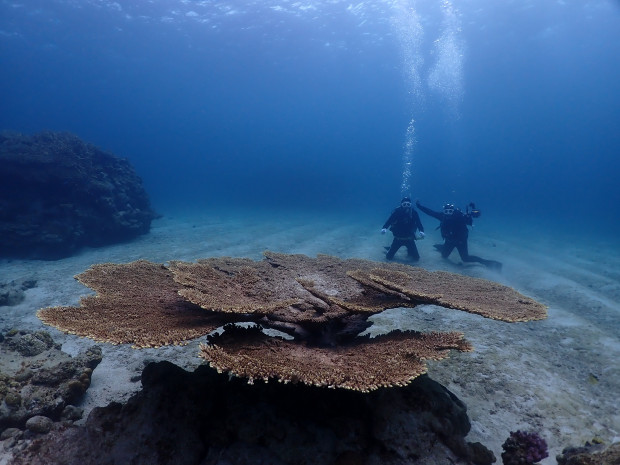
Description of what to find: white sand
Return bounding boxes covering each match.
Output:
[1,207,618,464]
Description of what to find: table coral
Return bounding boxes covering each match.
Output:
[38,252,547,391]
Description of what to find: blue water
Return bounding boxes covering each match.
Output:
[1,0,619,239]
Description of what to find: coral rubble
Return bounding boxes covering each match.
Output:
[557,441,620,465]
[0,329,101,433]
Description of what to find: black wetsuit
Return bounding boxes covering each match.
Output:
[416,203,501,270]
[382,206,424,261]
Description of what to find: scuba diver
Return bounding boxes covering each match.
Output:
[416,200,502,271]
[381,196,425,261]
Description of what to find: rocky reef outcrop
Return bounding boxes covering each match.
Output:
[6,360,495,465]
[0,329,102,455]
[0,279,36,307]
[0,131,157,259]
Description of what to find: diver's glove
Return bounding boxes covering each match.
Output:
[381,228,387,234]
[416,231,426,240]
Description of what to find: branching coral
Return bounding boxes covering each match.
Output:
[38,252,547,391]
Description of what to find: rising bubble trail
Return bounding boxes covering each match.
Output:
[401,119,416,196]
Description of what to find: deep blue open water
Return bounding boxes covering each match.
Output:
[1,0,619,239]
[2,4,620,458]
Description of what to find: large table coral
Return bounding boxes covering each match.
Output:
[38,252,546,392]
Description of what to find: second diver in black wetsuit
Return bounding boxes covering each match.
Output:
[381,196,425,261]
[416,200,502,271]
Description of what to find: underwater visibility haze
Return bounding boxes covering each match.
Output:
[2,3,620,461]
[1,0,620,238]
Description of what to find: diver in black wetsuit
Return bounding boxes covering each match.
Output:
[381,197,425,261]
[416,200,502,271]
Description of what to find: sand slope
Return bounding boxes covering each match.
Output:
[1,208,618,464]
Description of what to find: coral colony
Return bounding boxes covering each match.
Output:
[38,252,547,392]
[501,430,549,465]
[0,131,156,259]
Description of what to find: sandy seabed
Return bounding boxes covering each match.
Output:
[1,207,619,464]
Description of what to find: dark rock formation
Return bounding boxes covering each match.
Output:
[0,329,102,434]
[7,361,495,465]
[0,279,36,307]
[0,131,157,259]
